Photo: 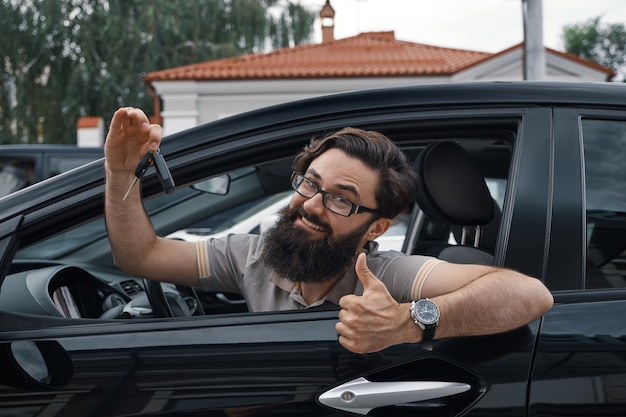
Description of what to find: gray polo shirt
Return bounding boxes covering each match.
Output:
[196,234,443,312]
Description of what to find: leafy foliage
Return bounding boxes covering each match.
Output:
[0,0,316,144]
[562,17,626,81]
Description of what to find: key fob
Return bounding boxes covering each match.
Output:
[135,150,153,179]
[152,150,176,194]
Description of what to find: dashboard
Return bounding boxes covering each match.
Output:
[0,264,137,319]
[0,262,247,320]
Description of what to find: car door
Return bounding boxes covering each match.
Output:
[529,109,626,416]
[0,311,541,417]
[0,104,550,417]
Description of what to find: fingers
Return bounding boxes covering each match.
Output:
[336,297,382,353]
[122,117,162,153]
[108,108,127,134]
[336,325,370,354]
[123,107,151,134]
[108,107,151,139]
[126,108,161,151]
[336,322,382,354]
[336,255,401,353]
[105,107,162,173]
[147,123,162,151]
[115,107,150,141]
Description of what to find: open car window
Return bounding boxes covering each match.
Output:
[4,130,514,322]
[0,104,522,325]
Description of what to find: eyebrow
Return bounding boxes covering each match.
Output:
[306,168,360,198]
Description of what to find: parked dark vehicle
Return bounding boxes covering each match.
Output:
[0,145,103,198]
[0,82,625,416]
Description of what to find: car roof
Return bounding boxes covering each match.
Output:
[161,81,626,150]
[1,81,625,235]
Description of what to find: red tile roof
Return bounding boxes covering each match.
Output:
[144,32,493,81]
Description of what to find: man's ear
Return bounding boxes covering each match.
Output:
[365,217,393,241]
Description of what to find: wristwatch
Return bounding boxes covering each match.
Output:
[410,298,440,343]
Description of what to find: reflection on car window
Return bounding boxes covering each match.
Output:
[15,217,108,260]
[582,119,626,289]
[186,192,289,236]
[0,158,34,198]
[47,155,100,178]
[15,187,198,260]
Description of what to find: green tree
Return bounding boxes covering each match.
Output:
[562,16,626,81]
[0,0,316,144]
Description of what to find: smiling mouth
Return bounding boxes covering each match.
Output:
[301,215,325,232]
[294,208,329,234]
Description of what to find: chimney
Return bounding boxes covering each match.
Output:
[320,0,335,43]
[76,116,104,147]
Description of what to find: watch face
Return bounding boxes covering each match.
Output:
[415,299,439,325]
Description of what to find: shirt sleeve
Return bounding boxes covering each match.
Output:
[196,239,210,278]
[370,252,445,302]
[410,258,445,299]
[195,234,262,294]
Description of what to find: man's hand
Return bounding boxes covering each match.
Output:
[336,253,420,353]
[105,107,161,174]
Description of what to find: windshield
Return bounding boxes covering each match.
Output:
[197,191,291,235]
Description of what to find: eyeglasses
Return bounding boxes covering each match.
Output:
[290,172,379,217]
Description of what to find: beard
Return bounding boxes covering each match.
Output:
[261,206,372,284]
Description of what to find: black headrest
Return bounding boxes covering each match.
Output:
[414,142,494,226]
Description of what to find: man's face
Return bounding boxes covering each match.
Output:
[262,149,390,283]
[290,148,382,244]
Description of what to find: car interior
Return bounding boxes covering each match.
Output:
[0,121,516,327]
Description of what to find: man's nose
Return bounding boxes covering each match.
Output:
[302,191,326,215]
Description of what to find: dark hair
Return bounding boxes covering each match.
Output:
[292,127,417,219]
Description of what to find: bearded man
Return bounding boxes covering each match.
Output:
[104,107,553,354]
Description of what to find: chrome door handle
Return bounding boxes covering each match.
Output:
[318,376,471,415]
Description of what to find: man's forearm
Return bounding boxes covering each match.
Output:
[427,269,553,340]
[104,163,159,276]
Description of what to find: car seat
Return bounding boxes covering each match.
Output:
[403,141,498,265]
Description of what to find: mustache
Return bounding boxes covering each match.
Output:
[263,204,366,284]
[280,205,331,233]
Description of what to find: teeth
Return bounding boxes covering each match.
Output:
[302,216,324,231]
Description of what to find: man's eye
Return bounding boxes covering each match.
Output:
[303,179,317,189]
[330,194,351,207]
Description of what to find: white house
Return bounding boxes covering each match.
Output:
[144,2,615,135]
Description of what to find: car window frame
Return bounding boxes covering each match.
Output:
[1,108,536,328]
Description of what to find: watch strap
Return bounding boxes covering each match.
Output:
[421,323,436,342]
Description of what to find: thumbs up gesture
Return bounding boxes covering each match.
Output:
[336,253,418,353]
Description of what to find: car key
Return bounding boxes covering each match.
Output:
[121,149,176,200]
[122,150,153,201]
[152,149,176,194]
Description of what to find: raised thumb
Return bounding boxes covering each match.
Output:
[355,252,378,290]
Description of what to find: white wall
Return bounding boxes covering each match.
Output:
[153,76,450,136]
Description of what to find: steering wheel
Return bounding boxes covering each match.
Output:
[142,279,173,317]
[142,279,196,318]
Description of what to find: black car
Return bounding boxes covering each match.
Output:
[0,81,625,417]
[0,145,103,198]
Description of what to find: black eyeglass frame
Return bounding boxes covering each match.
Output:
[290,172,379,217]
